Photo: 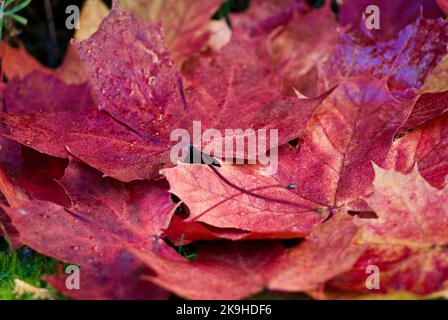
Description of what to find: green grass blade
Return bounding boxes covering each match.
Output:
[4,0,31,15]
[9,12,27,25]
[5,0,15,8]
[0,1,5,40]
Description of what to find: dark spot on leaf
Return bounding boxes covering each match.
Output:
[281,238,303,249]
[348,211,378,219]
[288,138,301,148]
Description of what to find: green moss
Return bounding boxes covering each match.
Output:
[0,238,64,300]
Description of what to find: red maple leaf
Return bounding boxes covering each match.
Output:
[1,0,448,300]
[0,44,87,84]
[3,72,95,114]
[164,77,415,237]
[232,0,339,97]
[133,240,285,300]
[385,112,448,189]
[340,0,444,41]
[437,0,448,14]
[1,161,175,299]
[120,0,224,65]
[319,15,448,99]
[331,166,448,296]
[2,6,328,182]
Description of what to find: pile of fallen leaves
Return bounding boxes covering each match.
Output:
[1,0,448,300]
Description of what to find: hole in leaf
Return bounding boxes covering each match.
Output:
[308,0,325,8]
[288,138,301,148]
[174,202,190,219]
[331,0,339,14]
[348,211,378,219]
[182,145,221,166]
[281,238,304,248]
[171,194,181,204]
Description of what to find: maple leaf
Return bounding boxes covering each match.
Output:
[138,216,371,300]
[421,54,448,93]
[437,0,448,14]
[232,0,338,97]
[2,110,172,182]
[165,215,252,243]
[318,10,448,132]
[165,162,324,237]
[361,166,448,247]
[0,86,20,178]
[231,0,299,34]
[0,44,86,85]
[314,3,448,135]
[132,240,285,300]
[319,15,448,100]
[399,90,448,131]
[119,0,223,65]
[2,6,328,182]
[17,148,69,206]
[72,6,203,142]
[164,211,325,243]
[0,83,74,206]
[164,77,414,236]
[44,249,171,300]
[268,214,365,292]
[3,72,95,114]
[1,161,175,299]
[75,6,322,143]
[385,112,448,189]
[75,0,110,41]
[0,144,69,210]
[0,165,28,248]
[0,70,94,187]
[2,0,448,300]
[330,166,448,295]
[339,0,444,41]
[0,136,21,178]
